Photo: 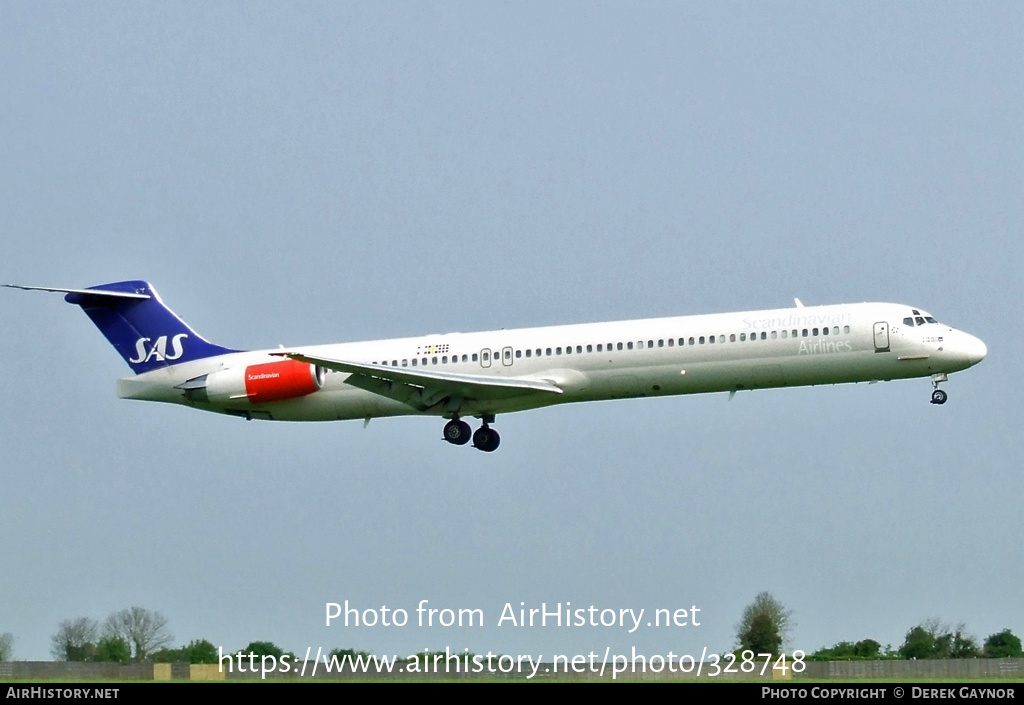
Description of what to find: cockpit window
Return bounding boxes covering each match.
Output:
[907,310,940,326]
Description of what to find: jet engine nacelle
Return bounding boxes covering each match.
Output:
[179,359,326,404]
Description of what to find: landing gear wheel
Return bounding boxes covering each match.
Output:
[930,373,949,405]
[443,419,472,445]
[473,426,501,452]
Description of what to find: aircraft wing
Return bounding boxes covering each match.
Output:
[274,351,563,413]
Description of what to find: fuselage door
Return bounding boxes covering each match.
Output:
[873,322,890,352]
[501,346,514,367]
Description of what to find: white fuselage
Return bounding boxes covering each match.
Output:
[116,301,986,423]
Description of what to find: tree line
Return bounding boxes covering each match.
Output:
[734,592,1023,661]
[50,607,175,662]
[0,598,1018,664]
[46,608,319,665]
[810,622,1023,661]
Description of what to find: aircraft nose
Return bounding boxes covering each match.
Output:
[965,334,987,366]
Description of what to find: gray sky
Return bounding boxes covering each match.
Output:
[2,2,1021,662]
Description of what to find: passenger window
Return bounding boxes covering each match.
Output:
[586,344,593,353]
[627,342,633,350]
[564,346,571,355]
[546,348,552,356]
[596,344,602,352]
[412,359,417,366]
[617,343,623,351]
[710,335,715,344]
[556,347,562,355]
[813,328,819,336]
[822,327,829,336]
[687,337,693,345]
[658,339,664,347]
[843,326,850,334]
[472,354,478,362]
[740,333,746,341]
[667,339,673,347]
[781,330,787,339]
[442,355,448,363]
[802,329,808,337]
[577,345,583,354]
[699,336,705,344]
[648,340,654,348]
[833,327,839,335]
[730,334,736,342]
[761,332,767,340]
[525,349,531,358]
[771,331,777,339]
[433,357,438,364]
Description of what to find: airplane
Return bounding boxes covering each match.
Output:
[5,280,986,452]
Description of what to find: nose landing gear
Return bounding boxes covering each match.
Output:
[930,373,948,405]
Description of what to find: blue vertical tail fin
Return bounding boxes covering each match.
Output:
[7,280,239,374]
[65,280,239,374]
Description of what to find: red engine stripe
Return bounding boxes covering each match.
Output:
[244,360,319,403]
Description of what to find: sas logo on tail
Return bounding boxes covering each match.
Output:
[129,334,188,364]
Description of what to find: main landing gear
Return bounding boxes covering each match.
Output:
[443,415,500,452]
[930,373,948,405]
[443,418,472,445]
[472,424,500,453]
